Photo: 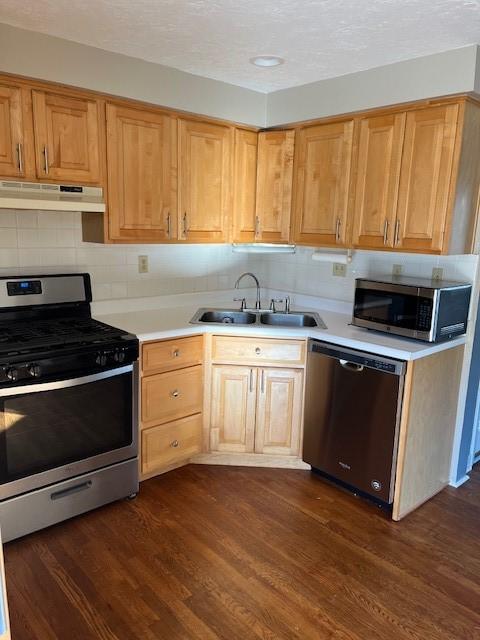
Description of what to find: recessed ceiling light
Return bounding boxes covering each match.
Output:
[250,55,285,68]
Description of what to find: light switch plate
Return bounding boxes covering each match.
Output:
[138,255,149,273]
[432,267,443,281]
[332,263,346,277]
[392,264,403,276]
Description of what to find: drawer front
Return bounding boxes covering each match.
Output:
[212,336,306,366]
[142,365,203,426]
[141,414,202,475]
[142,336,203,375]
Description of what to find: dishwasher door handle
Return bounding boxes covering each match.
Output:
[339,359,364,372]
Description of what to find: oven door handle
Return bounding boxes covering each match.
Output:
[0,365,133,398]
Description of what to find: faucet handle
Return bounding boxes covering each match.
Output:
[234,297,246,311]
[269,298,284,312]
[285,296,291,313]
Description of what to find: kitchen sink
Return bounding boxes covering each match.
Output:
[190,307,326,329]
[260,312,325,328]
[193,309,257,324]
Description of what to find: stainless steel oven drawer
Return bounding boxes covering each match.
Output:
[0,458,138,543]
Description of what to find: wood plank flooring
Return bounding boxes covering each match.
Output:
[5,464,480,640]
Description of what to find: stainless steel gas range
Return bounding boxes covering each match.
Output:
[0,273,139,542]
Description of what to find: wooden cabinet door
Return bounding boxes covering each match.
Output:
[395,104,459,253]
[255,368,303,456]
[232,128,258,242]
[106,103,177,241]
[352,113,405,249]
[210,365,256,453]
[0,83,31,179]
[178,119,233,242]
[292,120,354,246]
[255,130,295,243]
[32,89,102,184]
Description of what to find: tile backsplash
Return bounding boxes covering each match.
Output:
[0,210,478,302]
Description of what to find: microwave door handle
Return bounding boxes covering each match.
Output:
[0,365,133,398]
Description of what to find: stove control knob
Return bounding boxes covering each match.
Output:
[113,349,126,364]
[95,352,108,367]
[27,363,41,378]
[5,367,19,382]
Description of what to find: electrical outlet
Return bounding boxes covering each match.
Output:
[138,255,149,273]
[432,267,443,281]
[332,263,346,277]
[392,264,403,276]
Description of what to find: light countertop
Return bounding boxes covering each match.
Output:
[93,290,466,361]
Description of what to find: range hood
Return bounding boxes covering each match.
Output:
[0,181,106,213]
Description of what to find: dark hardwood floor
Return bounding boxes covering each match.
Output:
[5,464,480,640]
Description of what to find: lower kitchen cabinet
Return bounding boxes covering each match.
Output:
[210,364,303,456]
[141,414,202,476]
[140,335,204,479]
[141,364,203,427]
[210,365,257,453]
[255,368,303,456]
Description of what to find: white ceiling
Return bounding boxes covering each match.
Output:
[0,0,480,93]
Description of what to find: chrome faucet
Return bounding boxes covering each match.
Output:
[234,272,261,310]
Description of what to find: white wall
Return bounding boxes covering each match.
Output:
[1,209,477,304]
[0,23,267,127]
[0,210,253,300]
[266,45,479,126]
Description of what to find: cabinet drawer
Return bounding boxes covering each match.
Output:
[141,365,203,426]
[142,336,203,375]
[141,414,202,475]
[212,336,306,366]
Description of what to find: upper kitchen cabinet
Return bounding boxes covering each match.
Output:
[106,103,177,242]
[0,82,34,179]
[351,113,406,249]
[178,118,233,243]
[31,89,103,184]
[394,104,459,253]
[353,100,480,255]
[232,128,295,244]
[292,120,354,247]
[232,128,258,242]
[255,130,295,243]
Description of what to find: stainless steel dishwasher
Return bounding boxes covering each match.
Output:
[303,340,406,505]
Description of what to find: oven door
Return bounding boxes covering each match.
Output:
[353,282,435,340]
[0,363,138,500]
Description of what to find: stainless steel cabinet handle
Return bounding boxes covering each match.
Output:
[17,143,23,173]
[383,219,389,245]
[183,212,188,238]
[170,389,180,398]
[43,145,49,174]
[172,349,180,358]
[339,359,364,372]
[166,212,171,239]
[170,440,179,448]
[255,215,260,237]
[335,218,341,243]
[255,347,261,355]
[249,368,254,393]
[261,369,265,393]
[394,219,400,246]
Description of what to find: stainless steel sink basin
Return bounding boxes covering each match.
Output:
[192,309,257,325]
[260,312,325,328]
[190,307,327,329]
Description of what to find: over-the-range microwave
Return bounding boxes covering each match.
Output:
[352,276,472,343]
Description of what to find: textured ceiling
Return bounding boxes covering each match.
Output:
[0,0,479,92]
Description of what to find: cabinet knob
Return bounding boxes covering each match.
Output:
[170,440,179,448]
[255,347,261,355]
[170,389,180,398]
[173,349,180,358]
